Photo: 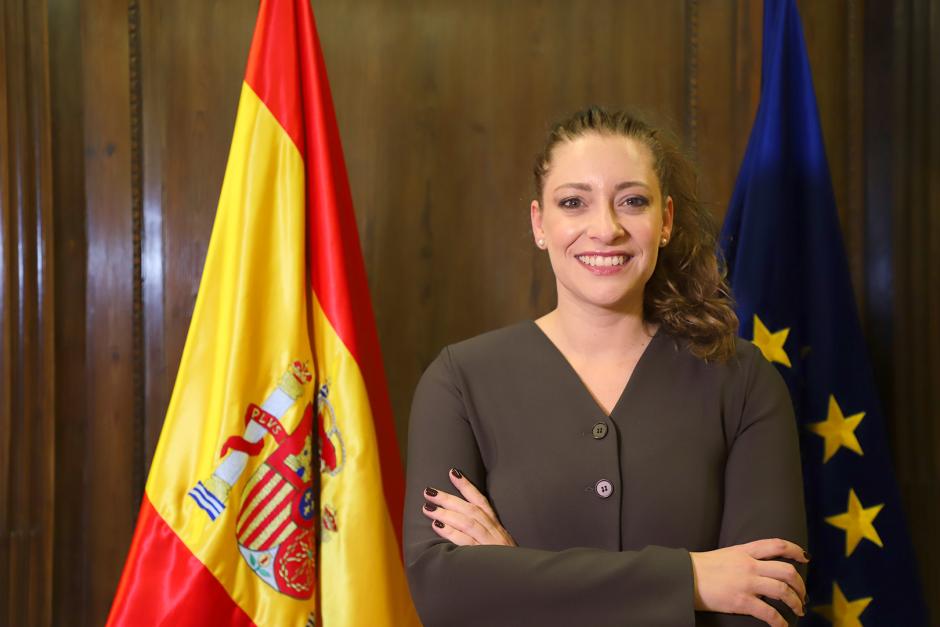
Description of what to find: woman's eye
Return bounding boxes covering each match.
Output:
[621,195,650,208]
[559,197,583,209]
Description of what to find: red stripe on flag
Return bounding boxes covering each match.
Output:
[244,0,304,153]
[236,471,283,538]
[261,511,296,551]
[107,495,254,627]
[242,490,292,548]
[241,468,277,513]
[242,0,405,546]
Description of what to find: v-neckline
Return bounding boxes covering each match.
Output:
[527,319,662,418]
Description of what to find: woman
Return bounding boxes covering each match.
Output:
[403,107,808,627]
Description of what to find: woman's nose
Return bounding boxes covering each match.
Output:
[590,203,625,242]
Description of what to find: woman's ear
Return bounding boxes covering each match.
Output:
[662,195,675,241]
[530,200,545,247]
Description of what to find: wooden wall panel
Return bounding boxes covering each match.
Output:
[693,0,761,218]
[892,0,940,619]
[0,0,56,624]
[78,0,135,623]
[48,0,88,622]
[1,2,14,618]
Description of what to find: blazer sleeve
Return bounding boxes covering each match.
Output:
[701,346,809,627]
[403,348,695,627]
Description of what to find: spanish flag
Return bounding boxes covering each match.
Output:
[107,1,419,625]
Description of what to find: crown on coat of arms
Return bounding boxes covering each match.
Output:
[280,361,313,400]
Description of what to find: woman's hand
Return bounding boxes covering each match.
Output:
[421,468,516,547]
[690,538,809,627]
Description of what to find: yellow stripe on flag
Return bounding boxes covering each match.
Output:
[312,291,421,626]
[146,82,317,625]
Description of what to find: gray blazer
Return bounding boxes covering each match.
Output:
[404,321,807,626]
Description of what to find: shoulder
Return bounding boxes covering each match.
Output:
[660,331,788,415]
[445,320,538,365]
[731,335,767,365]
[686,335,789,406]
[728,336,788,394]
[715,337,793,437]
[416,321,552,405]
[656,331,763,376]
[416,321,538,388]
[668,332,773,378]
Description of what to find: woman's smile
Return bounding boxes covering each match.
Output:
[574,252,633,274]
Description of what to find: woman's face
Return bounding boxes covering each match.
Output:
[531,132,674,312]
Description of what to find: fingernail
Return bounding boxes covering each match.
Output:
[424,503,438,512]
[803,550,812,561]
[433,520,445,528]
[450,468,463,479]
[425,487,438,497]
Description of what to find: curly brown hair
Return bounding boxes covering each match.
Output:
[533,106,739,362]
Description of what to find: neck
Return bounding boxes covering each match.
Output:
[538,289,656,360]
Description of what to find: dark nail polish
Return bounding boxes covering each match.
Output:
[424,503,438,512]
[425,487,438,497]
[804,594,810,606]
[433,520,445,528]
[450,468,464,479]
[803,550,812,561]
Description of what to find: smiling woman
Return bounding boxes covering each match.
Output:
[530,108,740,363]
[532,131,672,334]
[403,107,808,627]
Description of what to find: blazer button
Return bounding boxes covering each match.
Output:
[594,479,614,498]
[591,422,608,439]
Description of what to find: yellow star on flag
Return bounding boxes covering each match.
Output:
[807,395,865,463]
[812,581,872,627]
[751,314,791,367]
[826,488,884,557]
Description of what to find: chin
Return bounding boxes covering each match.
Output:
[556,269,651,311]
[570,286,644,311]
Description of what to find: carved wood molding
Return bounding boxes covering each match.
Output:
[128,0,146,517]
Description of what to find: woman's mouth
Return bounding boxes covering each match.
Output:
[575,254,632,274]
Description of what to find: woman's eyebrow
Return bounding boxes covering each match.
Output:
[553,181,651,192]
[614,180,651,191]
[554,182,592,192]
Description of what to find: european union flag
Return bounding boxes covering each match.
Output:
[719,1,928,624]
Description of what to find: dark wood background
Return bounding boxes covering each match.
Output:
[2,0,937,625]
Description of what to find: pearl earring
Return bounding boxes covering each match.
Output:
[660,237,668,247]
[537,238,545,248]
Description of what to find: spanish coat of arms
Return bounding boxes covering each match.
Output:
[188,361,344,599]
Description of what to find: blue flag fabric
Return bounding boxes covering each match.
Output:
[719,1,928,624]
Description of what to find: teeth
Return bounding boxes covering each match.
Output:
[577,255,626,267]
